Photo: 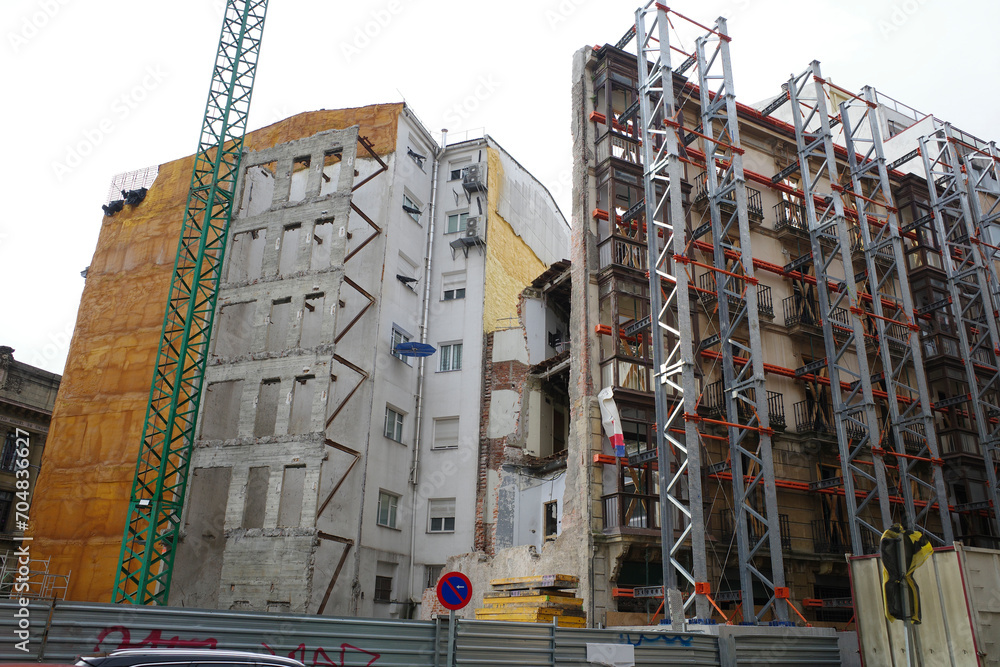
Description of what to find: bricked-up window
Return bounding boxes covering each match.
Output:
[432,417,459,449]
[0,432,16,472]
[201,380,244,440]
[278,223,301,275]
[267,298,292,352]
[254,378,281,437]
[242,466,270,529]
[0,490,10,532]
[439,343,463,372]
[289,376,315,435]
[277,465,306,528]
[428,498,455,533]
[377,491,399,529]
[384,407,404,442]
[374,575,393,602]
[299,293,325,348]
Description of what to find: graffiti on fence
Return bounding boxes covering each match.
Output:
[261,642,380,667]
[618,632,695,647]
[94,626,218,651]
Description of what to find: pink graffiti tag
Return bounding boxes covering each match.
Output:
[261,642,380,667]
[95,626,218,652]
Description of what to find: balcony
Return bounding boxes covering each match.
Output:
[782,296,850,341]
[773,201,808,241]
[812,519,878,555]
[693,172,764,225]
[720,509,791,550]
[861,321,911,355]
[595,132,641,167]
[697,273,774,319]
[598,236,648,274]
[793,401,866,441]
[701,380,786,431]
[850,227,895,269]
[602,492,659,535]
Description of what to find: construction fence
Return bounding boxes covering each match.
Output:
[0,600,843,666]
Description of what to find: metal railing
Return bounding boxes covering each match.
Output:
[793,401,866,440]
[812,519,878,554]
[598,237,648,272]
[702,380,786,430]
[720,509,791,550]
[781,296,850,330]
[693,172,764,220]
[773,200,807,233]
[602,492,659,531]
[697,274,774,318]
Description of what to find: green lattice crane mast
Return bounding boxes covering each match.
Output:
[113,0,268,605]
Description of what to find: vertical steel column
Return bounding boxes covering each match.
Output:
[838,88,953,544]
[694,18,787,624]
[920,125,1000,537]
[113,0,268,605]
[787,62,892,554]
[635,2,709,622]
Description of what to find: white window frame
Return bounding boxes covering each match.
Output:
[384,406,404,442]
[446,212,468,234]
[377,491,399,529]
[442,271,467,301]
[427,498,456,533]
[439,343,463,372]
[403,193,422,223]
[432,417,460,450]
[391,326,412,365]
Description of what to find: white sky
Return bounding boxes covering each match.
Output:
[2,0,997,375]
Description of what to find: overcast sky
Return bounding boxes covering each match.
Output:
[3,0,997,375]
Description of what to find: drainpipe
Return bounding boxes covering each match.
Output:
[407,128,445,607]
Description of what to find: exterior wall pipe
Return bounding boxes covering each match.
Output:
[406,128,444,607]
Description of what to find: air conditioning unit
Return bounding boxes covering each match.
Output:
[465,216,482,241]
[462,163,487,192]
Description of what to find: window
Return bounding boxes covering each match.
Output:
[432,417,459,449]
[374,575,393,602]
[425,564,444,589]
[377,491,399,528]
[384,406,404,442]
[0,432,16,472]
[439,343,463,372]
[449,168,462,181]
[544,501,559,538]
[428,498,456,533]
[446,212,468,234]
[442,272,467,301]
[391,327,412,364]
[402,194,422,222]
[0,491,12,532]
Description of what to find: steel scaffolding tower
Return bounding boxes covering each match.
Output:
[920,124,1000,538]
[635,3,709,623]
[113,0,268,605]
[786,62,892,554]
[693,18,788,624]
[838,88,953,545]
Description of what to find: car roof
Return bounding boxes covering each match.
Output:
[78,649,304,667]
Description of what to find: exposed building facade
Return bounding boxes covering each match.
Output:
[31,104,568,616]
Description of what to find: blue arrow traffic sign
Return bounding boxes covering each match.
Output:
[436,571,473,611]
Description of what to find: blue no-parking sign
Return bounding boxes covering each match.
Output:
[436,571,473,611]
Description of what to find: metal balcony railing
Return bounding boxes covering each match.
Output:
[720,509,791,550]
[773,201,807,233]
[812,519,878,554]
[602,492,659,531]
[781,296,850,334]
[697,273,774,318]
[598,237,648,273]
[793,401,866,441]
[693,172,764,221]
[701,380,786,431]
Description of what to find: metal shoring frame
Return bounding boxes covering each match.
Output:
[635,3,710,623]
[113,0,268,605]
[963,141,1000,307]
[694,18,787,624]
[838,88,953,544]
[919,125,1000,537]
[787,62,892,554]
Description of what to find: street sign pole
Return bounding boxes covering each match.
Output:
[446,609,455,667]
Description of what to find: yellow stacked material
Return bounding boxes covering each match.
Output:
[475,575,586,627]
